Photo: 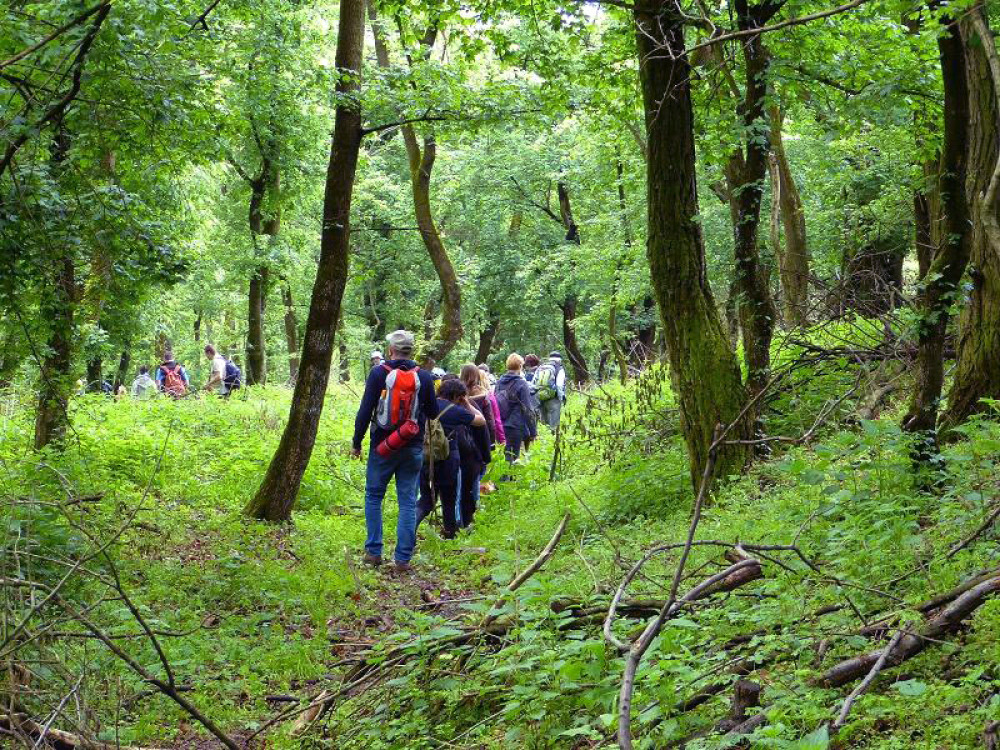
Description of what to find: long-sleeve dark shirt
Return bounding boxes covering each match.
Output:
[352,360,440,451]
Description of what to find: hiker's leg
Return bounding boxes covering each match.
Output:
[416,462,434,526]
[364,449,394,558]
[459,458,479,527]
[392,444,423,563]
[436,455,460,536]
[540,399,556,430]
[505,427,523,463]
[454,465,463,527]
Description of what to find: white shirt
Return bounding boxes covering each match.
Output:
[211,355,227,394]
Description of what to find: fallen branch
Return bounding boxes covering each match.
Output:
[0,713,163,750]
[817,575,1000,688]
[948,503,1000,558]
[830,629,905,732]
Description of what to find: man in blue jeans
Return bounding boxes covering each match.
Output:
[351,330,439,573]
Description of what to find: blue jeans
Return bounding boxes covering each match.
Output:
[364,444,423,563]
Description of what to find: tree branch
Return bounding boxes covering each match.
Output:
[0,2,110,70]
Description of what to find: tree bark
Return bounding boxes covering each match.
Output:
[112,347,130,392]
[634,3,752,490]
[769,105,810,326]
[475,317,499,365]
[86,357,102,393]
[35,124,75,449]
[246,156,280,387]
[281,278,300,383]
[556,182,590,384]
[941,6,1000,433]
[246,0,366,521]
[903,8,973,443]
[728,0,780,399]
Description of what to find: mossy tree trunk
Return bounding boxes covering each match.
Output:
[727,0,781,399]
[246,0,366,521]
[769,106,810,327]
[940,6,1000,434]
[245,153,280,387]
[35,124,75,450]
[280,277,300,383]
[902,8,973,445]
[634,2,752,490]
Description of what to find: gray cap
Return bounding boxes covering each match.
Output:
[386,329,415,356]
[549,351,563,359]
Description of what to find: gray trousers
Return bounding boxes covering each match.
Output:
[540,397,562,431]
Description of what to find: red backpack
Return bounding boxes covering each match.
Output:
[375,365,421,430]
[161,364,187,397]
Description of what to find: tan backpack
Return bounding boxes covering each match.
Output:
[423,404,454,463]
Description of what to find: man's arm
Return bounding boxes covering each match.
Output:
[155,368,164,389]
[420,372,440,421]
[352,368,383,451]
[556,368,567,400]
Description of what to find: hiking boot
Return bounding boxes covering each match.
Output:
[362,553,383,567]
[393,560,413,574]
[440,528,457,540]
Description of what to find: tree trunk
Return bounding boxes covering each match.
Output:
[281,279,300,383]
[370,12,461,364]
[914,158,939,281]
[35,252,75,448]
[246,158,279,387]
[611,155,632,384]
[940,6,1000,433]
[402,130,463,364]
[634,3,751,490]
[337,313,350,384]
[475,317,499,364]
[556,182,590,384]
[247,265,269,386]
[35,123,76,448]
[903,9,973,443]
[728,0,780,399]
[194,311,202,343]
[113,347,130,392]
[631,295,657,366]
[246,0,366,521]
[86,357,102,393]
[0,325,22,388]
[769,106,810,326]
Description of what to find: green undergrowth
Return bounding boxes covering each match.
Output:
[2,369,1000,749]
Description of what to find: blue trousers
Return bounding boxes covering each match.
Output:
[364,444,423,563]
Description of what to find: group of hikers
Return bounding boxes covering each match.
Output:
[353,329,568,572]
[107,345,243,399]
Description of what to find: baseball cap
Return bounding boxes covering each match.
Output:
[549,351,563,359]
[386,330,415,356]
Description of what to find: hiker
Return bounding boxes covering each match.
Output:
[370,350,383,368]
[523,354,540,384]
[495,353,536,463]
[459,364,501,523]
[535,351,567,431]
[131,366,157,399]
[520,354,542,454]
[203,345,241,397]
[156,351,189,397]
[416,378,486,539]
[477,362,497,392]
[351,330,439,571]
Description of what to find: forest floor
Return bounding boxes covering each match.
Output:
[3,364,1000,749]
